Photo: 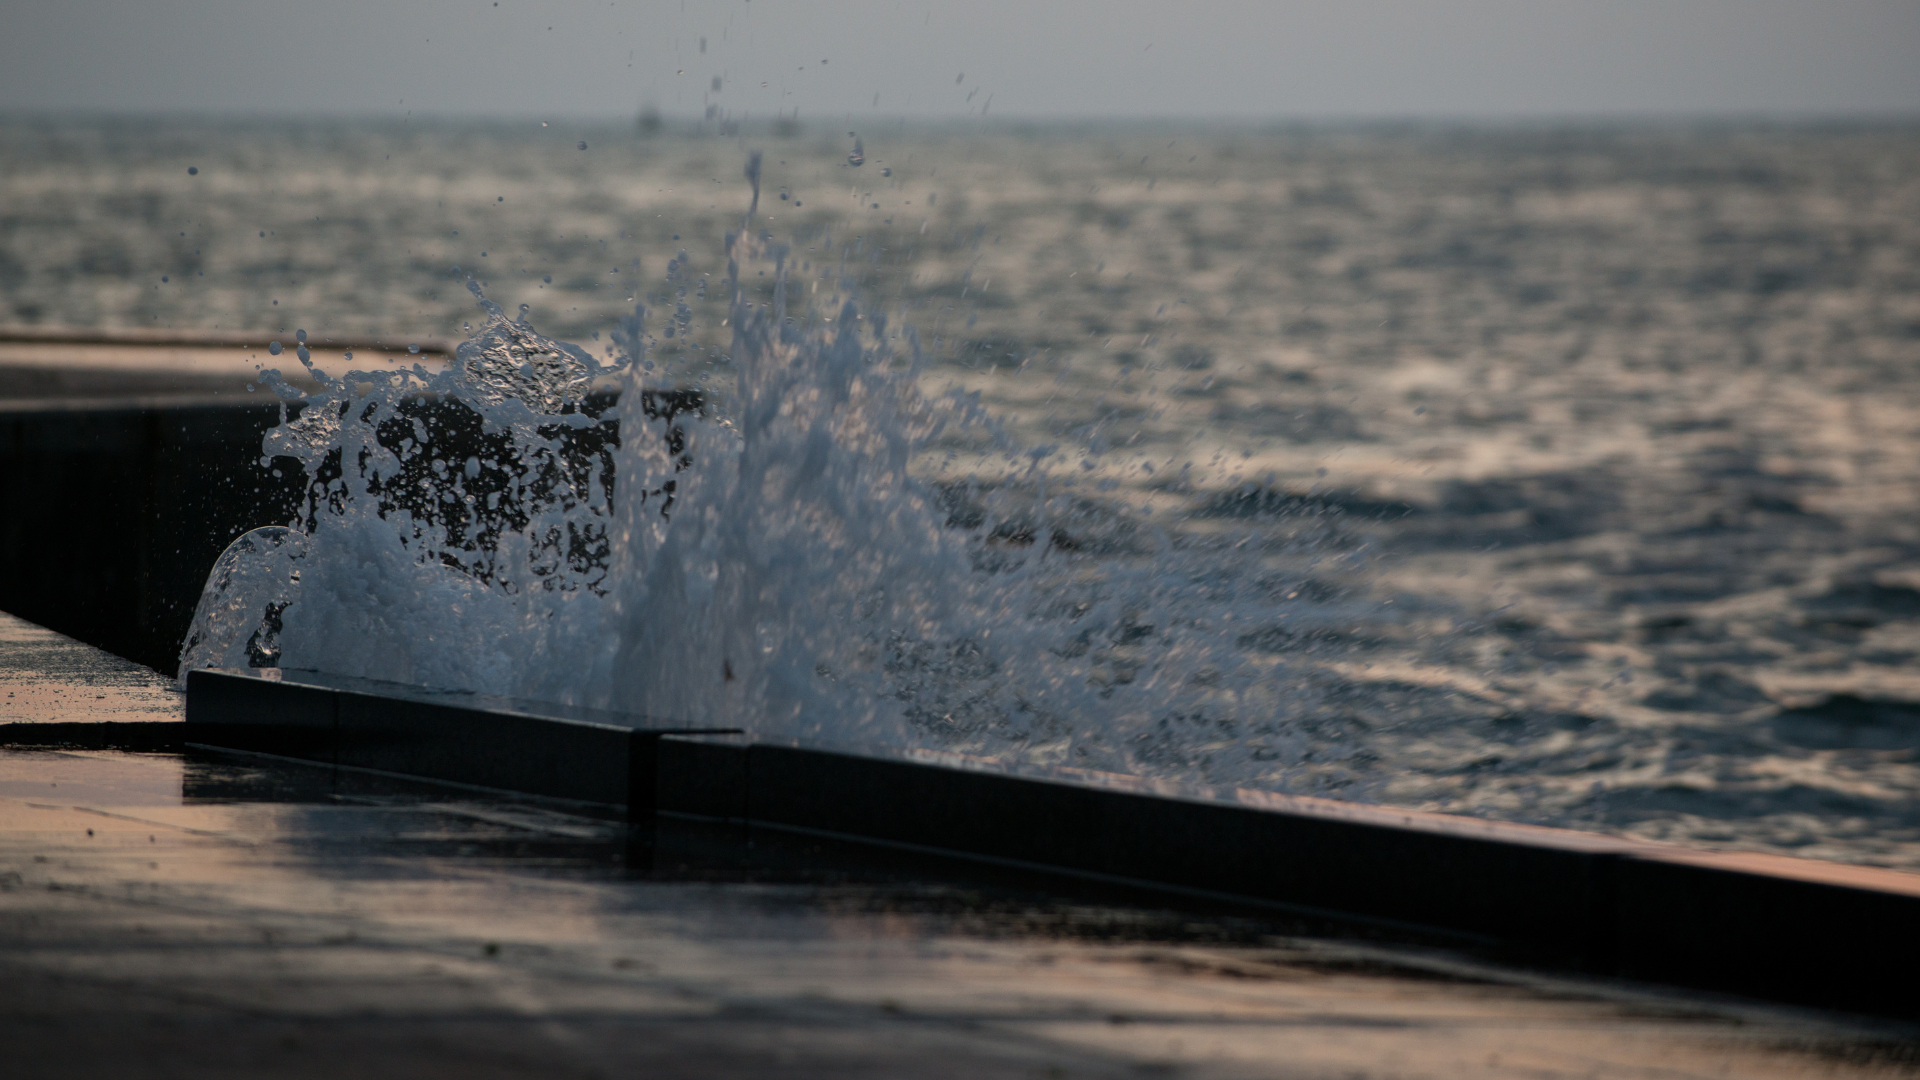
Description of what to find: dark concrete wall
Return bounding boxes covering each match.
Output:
[0,403,303,674]
[0,391,697,676]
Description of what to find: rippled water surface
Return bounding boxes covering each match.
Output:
[9,117,1920,868]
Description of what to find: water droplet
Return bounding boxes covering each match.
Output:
[955,72,964,83]
[543,275,553,283]
[161,276,169,282]
[295,329,307,343]
[847,136,864,167]
[186,166,198,175]
[296,345,311,363]
[268,341,283,355]
[578,141,588,150]
[881,167,891,177]
[408,344,421,354]
[343,351,353,362]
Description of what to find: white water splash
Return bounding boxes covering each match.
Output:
[179,526,307,671]
[181,154,1358,789]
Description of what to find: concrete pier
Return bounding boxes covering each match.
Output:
[0,611,182,725]
[6,745,1918,1079]
[4,612,1919,1076]
[0,326,449,401]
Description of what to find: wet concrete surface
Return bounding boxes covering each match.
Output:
[0,612,182,725]
[2,746,1917,1079]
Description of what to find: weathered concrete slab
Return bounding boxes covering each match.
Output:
[0,329,449,400]
[0,611,181,725]
[2,747,1912,1079]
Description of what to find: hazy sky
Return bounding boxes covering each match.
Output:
[6,0,1918,120]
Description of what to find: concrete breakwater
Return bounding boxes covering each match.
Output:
[181,663,1920,1020]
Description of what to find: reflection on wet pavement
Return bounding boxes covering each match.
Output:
[2,748,1913,1078]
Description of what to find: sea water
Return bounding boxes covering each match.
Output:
[10,117,1920,868]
